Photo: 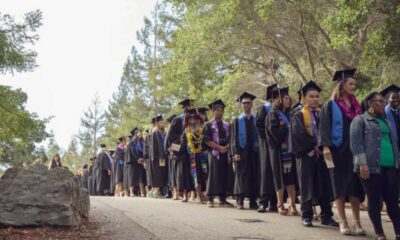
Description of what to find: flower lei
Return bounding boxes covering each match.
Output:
[186,125,203,154]
[336,95,361,120]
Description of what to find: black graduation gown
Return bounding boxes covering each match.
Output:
[318,100,364,201]
[111,146,125,190]
[123,141,134,190]
[265,109,297,191]
[148,129,168,188]
[165,129,178,189]
[203,120,233,197]
[166,116,193,191]
[132,139,147,186]
[88,164,94,195]
[290,110,333,204]
[230,116,260,197]
[255,105,276,200]
[95,151,112,193]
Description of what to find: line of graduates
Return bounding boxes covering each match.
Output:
[80,68,400,240]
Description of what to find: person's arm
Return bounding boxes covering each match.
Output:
[266,110,288,145]
[350,116,369,179]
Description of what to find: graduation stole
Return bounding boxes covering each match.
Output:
[385,105,399,143]
[211,119,229,159]
[190,152,208,188]
[238,113,258,151]
[276,110,291,161]
[301,106,318,139]
[186,125,204,154]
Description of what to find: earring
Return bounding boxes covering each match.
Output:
[368,107,374,114]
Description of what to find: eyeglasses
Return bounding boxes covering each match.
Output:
[241,101,252,105]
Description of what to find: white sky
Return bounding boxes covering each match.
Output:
[0,0,156,149]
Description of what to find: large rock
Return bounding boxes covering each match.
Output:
[0,164,90,227]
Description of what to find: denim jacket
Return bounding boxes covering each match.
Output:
[350,112,400,173]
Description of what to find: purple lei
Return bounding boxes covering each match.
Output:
[336,95,361,120]
[211,119,229,159]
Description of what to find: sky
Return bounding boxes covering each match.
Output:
[0,0,157,149]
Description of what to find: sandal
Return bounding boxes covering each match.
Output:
[277,204,288,215]
[339,220,351,235]
[352,220,366,236]
[289,204,299,216]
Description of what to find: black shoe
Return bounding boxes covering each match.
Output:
[302,219,313,227]
[321,218,339,227]
[249,201,259,210]
[257,205,267,213]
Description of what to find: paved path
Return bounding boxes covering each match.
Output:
[91,196,396,240]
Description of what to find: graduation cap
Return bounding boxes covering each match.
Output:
[299,81,322,96]
[197,107,209,114]
[145,129,150,134]
[100,144,107,148]
[167,114,177,123]
[82,164,88,169]
[332,68,357,82]
[130,127,138,136]
[266,83,278,101]
[271,87,289,99]
[186,108,198,116]
[208,99,226,110]
[380,84,400,98]
[178,99,195,108]
[151,114,163,124]
[237,92,256,103]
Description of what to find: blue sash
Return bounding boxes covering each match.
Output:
[238,114,259,151]
[331,100,343,147]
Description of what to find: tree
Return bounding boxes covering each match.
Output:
[0,10,42,74]
[78,95,106,159]
[0,85,49,166]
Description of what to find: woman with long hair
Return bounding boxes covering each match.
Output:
[48,153,62,170]
[319,69,365,235]
[265,87,298,216]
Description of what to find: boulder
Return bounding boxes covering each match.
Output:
[0,164,90,227]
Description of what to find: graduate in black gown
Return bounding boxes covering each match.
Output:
[166,114,177,198]
[95,144,112,196]
[319,69,365,235]
[111,137,127,197]
[230,92,260,210]
[381,85,400,150]
[265,87,298,216]
[290,81,338,227]
[124,128,138,196]
[132,129,147,197]
[256,83,278,213]
[180,108,208,204]
[147,115,168,198]
[80,164,89,190]
[203,100,234,208]
[166,99,195,201]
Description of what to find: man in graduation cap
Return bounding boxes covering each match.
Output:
[94,144,113,196]
[381,84,400,150]
[255,84,278,213]
[166,99,194,199]
[290,81,338,227]
[145,115,168,198]
[230,92,260,210]
[203,99,234,207]
[111,136,127,197]
[124,128,141,197]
